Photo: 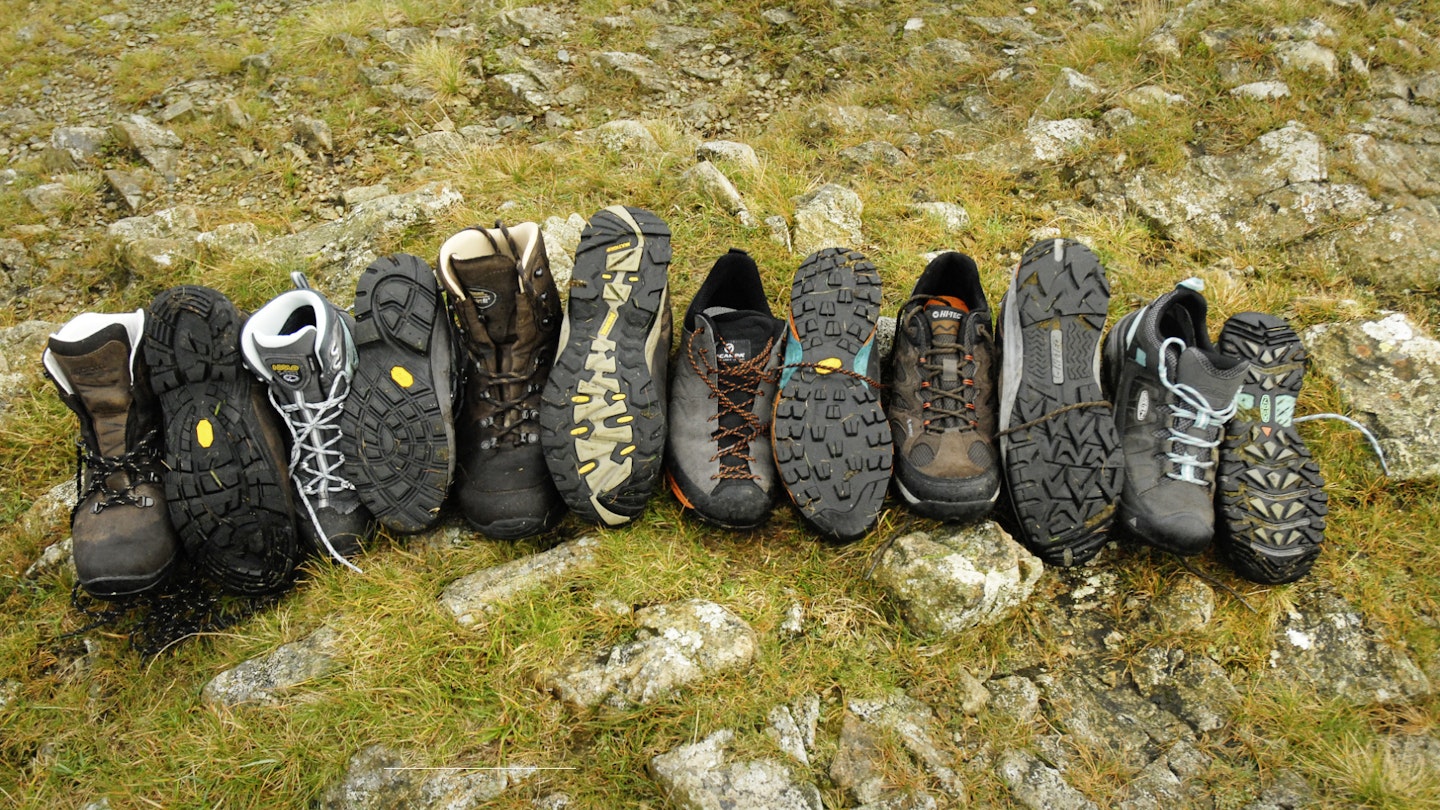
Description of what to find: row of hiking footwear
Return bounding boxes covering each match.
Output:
[42,205,1333,602]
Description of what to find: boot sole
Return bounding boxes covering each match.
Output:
[540,206,671,526]
[146,286,299,596]
[998,239,1123,566]
[772,248,891,543]
[341,254,456,534]
[1216,312,1328,584]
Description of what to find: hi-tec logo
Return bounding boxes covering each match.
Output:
[271,362,302,385]
[929,308,965,321]
[468,287,498,310]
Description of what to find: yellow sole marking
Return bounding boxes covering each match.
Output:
[616,415,634,425]
[628,275,640,282]
[572,394,591,404]
[571,426,589,436]
[606,241,633,253]
[620,445,636,456]
[599,310,618,338]
[196,419,214,449]
[612,393,626,401]
[578,461,597,475]
[391,366,414,388]
[816,357,842,375]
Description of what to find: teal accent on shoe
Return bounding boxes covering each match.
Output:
[1135,348,1147,367]
[853,340,873,382]
[779,332,803,389]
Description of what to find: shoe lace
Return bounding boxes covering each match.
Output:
[1156,337,1237,485]
[74,429,162,513]
[1293,412,1391,475]
[268,371,362,572]
[468,368,543,447]
[688,331,779,480]
[917,342,980,433]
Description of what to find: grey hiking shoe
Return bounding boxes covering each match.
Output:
[666,249,786,529]
[242,273,374,568]
[438,221,564,539]
[540,206,672,527]
[888,251,1001,522]
[996,238,1123,566]
[1102,278,1247,556]
[1215,312,1328,584]
[43,310,179,598]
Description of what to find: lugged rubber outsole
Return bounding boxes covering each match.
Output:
[341,254,455,534]
[998,239,1124,566]
[540,206,671,526]
[772,248,891,543]
[1215,312,1328,584]
[145,286,300,596]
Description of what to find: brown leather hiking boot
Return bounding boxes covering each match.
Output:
[43,310,179,598]
[438,221,564,539]
[888,252,1001,522]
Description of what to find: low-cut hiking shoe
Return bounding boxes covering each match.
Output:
[888,251,1001,523]
[666,248,786,529]
[145,286,300,595]
[997,238,1123,566]
[1103,277,1247,556]
[1215,312,1328,584]
[772,247,892,543]
[43,310,179,599]
[341,254,457,535]
[540,205,672,526]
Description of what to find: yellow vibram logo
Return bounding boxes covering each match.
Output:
[816,357,842,375]
[391,366,414,388]
[196,419,214,448]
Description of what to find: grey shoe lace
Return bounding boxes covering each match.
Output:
[1293,413,1391,476]
[269,370,362,572]
[1157,337,1238,485]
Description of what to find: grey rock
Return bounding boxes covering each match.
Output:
[543,599,758,708]
[319,743,532,809]
[840,140,909,167]
[1040,68,1103,115]
[997,749,1097,810]
[965,16,1047,44]
[779,602,804,637]
[1115,740,1214,810]
[874,315,896,360]
[279,142,312,165]
[196,223,262,255]
[0,324,59,409]
[1141,0,1213,58]
[956,669,991,715]
[910,202,970,233]
[160,98,196,124]
[1143,574,1215,634]
[577,119,660,153]
[1338,133,1440,199]
[1231,81,1291,100]
[103,169,146,215]
[108,206,200,243]
[358,66,399,87]
[45,126,109,170]
[114,114,182,178]
[294,116,334,155]
[380,83,436,104]
[647,25,709,51]
[683,161,753,226]
[591,52,670,92]
[854,792,937,810]
[218,98,252,130]
[762,8,798,27]
[987,675,1041,725]
[966,119,1098,174]
[342,184,392,207]
[1037,670,1192,765]
[1243,769,1317,810]
[541,213,587,292]
[1275,40,1338,78]
[1130,647,1241,733]
[907,38,975,68]
[1319,205,1440,291]
[77,800,109,810]
[25,537,74,580]
[766,695,818,766]
[23,183,69,215]
[831,712,886,803]
[1123,124,1378,250]
[108,206,201,276]
[371,28,428,53]
[248,183,462,295]
[765,215,792,251]
[496,7,569,40]
[0,238,38,295]
[802,105,908,139]
[0,679,18,708]
[441,536,598,627]
[1267,590,1432,704]
[790,183,863,256]
[492,73,550,108]
[697,140,760,174]
[202,627,342,707]
[241,51,272,83]
[412,131,466,157]
[533,793,571,810]
[649,730,822,810]
[1304,313,1440,479]
[872,524,1043,637]
[848,692,963,799]
[1123,86,1186,106]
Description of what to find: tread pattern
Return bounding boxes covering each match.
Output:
[145,286,300,596]
[540,206,671,525]
[341,254,455,534]
[1216,312,1328,584]
[999,239,1123,566]
[772,248,891,543]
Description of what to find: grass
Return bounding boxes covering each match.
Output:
[2,0,1440,806]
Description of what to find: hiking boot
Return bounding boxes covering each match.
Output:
[1102,278,1247,556]
[666,249,786,529]
[241,273,374,567]
[1215,312,1328,584]
[438,222,563,539]
[997,238,1124,566]
[146,286,300,596]
[888,252,1001,522]
[43,310,178,598]
[540,206,672,526]
[772,247,892,543]
[341,254,457,535]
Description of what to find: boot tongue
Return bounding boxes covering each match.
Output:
[705,307,779,369]
[47,324,135,457]
[923,296,970,385]
[252,327,328,401]
[450,255,520,345]
[1176,347,1245,411]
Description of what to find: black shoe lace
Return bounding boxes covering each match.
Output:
[74,429,162,513]
[688,332,779,481]
[468,368,542,448]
